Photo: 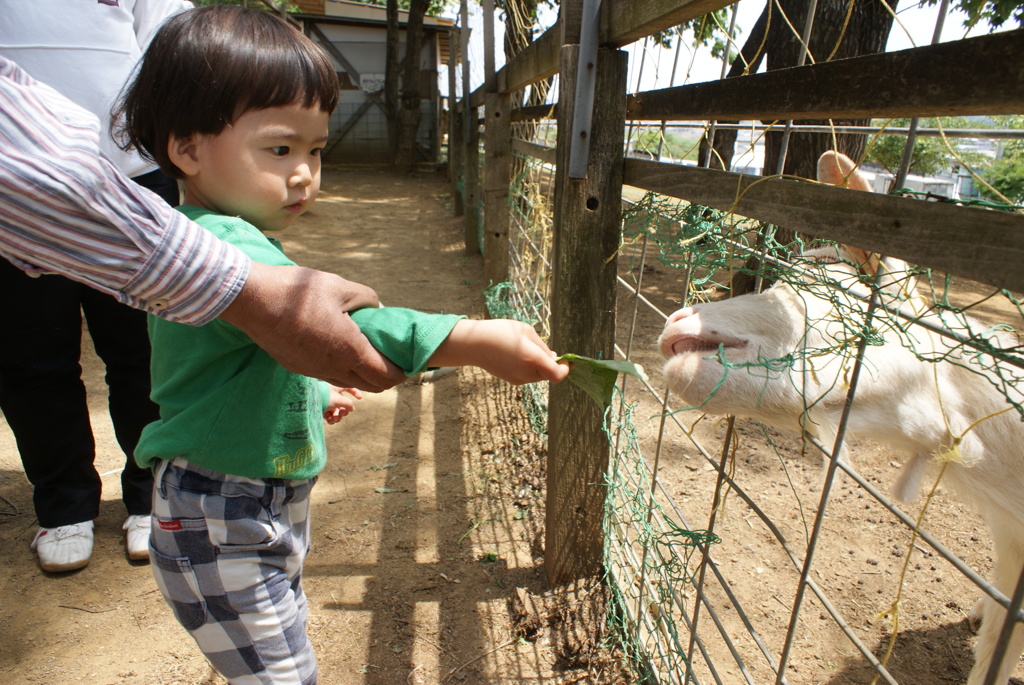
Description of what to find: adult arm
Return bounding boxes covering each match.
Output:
[0,55,244,323]
[0,55,404,391]
[221,262,404,391]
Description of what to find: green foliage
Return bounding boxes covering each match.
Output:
[651,10,739,62]
[865,118,977,178]
[983,155,1024,203]
[632,126,701,162]
[865,115,1024,205]
[979,116,1024,204]
[920,0,1024,28]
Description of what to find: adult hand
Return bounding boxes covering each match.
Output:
[220,262,405,391]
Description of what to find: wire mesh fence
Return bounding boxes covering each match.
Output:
[449,1,1024,681]
[474,132,1024,683]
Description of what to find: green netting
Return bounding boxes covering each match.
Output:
[495,151,723,682]
[494,147,1024,681]
[604,393,721,682]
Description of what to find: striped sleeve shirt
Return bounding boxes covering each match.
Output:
[0,56,250,326]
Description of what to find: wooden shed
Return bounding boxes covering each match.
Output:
[291,0,454,165]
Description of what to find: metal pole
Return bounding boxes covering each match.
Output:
[774,0,818,175]
[625,36,648,159]
[568,0,602,178]
[774,266,886,683]
[701,2,741,169]
[894,0,949,190]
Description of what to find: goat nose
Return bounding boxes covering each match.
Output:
[666,307,695,324]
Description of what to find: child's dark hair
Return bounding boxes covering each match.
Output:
[115,5,339,178]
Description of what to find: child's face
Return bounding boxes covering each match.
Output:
[177,103,329,232]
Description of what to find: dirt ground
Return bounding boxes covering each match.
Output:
[0,167,627,685]
[2,166,1022,685]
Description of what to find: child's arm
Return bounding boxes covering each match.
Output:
[324,386,362,425]
[426,319,570,385]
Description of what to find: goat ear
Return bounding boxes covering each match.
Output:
[816,151,872,192]
[817,152,880,276]
[846,247,881,278]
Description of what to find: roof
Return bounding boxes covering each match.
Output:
[292,0,456,65]
[292,0,455,29]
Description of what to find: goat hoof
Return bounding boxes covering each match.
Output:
[968,598,985,632]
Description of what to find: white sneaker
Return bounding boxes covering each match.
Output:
[123,515,152,562]
[30,521,94,572]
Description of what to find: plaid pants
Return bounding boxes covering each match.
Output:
[150,458,318,684]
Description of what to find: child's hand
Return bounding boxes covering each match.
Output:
[324,386,362,424]
[428,319,571,385]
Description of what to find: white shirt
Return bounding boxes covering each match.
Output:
[0,0,192,177]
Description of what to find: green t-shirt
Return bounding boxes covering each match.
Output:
[134,207,462,480]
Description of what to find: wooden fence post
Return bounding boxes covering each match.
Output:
[482,92,511,286]
[545,43,628,586]
[462,109,481,255]
[459,0,480,255]
[447,28,464,216]
[478,0,507,283]
[450,107,466,215]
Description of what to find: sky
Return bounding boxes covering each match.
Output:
[448,0,1006,95]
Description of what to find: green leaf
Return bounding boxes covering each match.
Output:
[557,354,648,409]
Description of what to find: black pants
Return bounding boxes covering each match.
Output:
[0,170,177,527]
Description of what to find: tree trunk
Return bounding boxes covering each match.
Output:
[726,0,897,295]
[761,0,898,180]
[394,0,429,172]
[385,0,400,162]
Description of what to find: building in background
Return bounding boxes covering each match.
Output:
[292,0,454,165]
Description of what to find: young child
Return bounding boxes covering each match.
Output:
[116,6,568,683]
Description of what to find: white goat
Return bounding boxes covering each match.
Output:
[657,152,1024,685]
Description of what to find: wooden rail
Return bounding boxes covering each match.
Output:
[624,158,1024,292]
[627,29,1024,121]
[512,139,557,165]
[602,0,735,47]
